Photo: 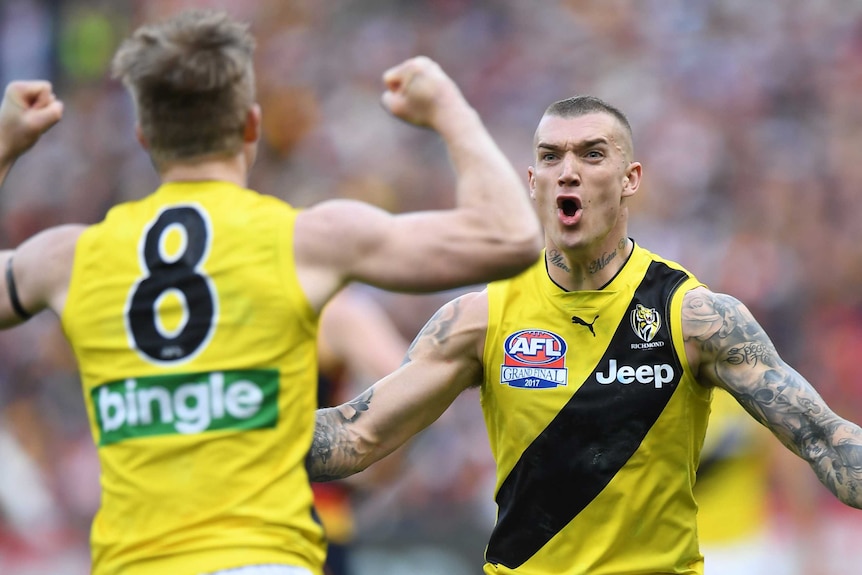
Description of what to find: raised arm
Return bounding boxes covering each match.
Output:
[307,290,488,481]
[683,286,862,508]
[378,55,540,265]
[0,80,63,186]
[0,80,81,328]
[294,57,541,309]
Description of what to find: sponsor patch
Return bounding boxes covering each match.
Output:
[93,369,279,445]
[596,359,675,388]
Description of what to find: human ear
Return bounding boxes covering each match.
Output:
[527,166,537,200]
[622,162,642,197]
[244,104,261,143]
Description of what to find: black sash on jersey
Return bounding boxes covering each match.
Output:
[486,262,689,569]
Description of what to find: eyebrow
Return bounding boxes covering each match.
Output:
[536,137,610,152]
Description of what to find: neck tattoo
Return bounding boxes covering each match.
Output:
[589,249,617,274]
[548,250,571,273]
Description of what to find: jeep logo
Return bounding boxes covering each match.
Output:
[595,359,674,388]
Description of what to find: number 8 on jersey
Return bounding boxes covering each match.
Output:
[125,205,218,364]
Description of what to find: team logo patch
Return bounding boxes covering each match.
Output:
[500,329,568,388]
[631,303,661,343]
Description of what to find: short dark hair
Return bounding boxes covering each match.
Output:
[544,96,632,140]
[111,10,256,167]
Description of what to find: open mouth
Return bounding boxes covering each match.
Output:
[557,197,581,217]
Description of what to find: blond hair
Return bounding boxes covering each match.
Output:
[112,10,256,167]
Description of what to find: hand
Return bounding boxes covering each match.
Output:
[0,80,64,162]
[380,56,470,130]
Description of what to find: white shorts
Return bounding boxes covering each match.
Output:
[701,531,774,575]
[206,566,314,575]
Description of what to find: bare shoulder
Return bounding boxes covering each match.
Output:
[27,222,85,250]
[680,286,779,387]
[405,290,489,365]
[419,290,489,341]
[293,199,393,309]
[8,223,86,318]
[17,223,86,273]
[680,286,767,347]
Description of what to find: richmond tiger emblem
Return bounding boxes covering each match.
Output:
[631,303,661,343]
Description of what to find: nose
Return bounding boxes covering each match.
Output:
[557,153,580,187]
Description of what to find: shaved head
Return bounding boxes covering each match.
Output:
[537,96,634,160]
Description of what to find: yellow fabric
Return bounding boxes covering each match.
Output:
[481,245,710,575]
[695,388,770,543]
[62,182,325,575]
[311,484,355,544]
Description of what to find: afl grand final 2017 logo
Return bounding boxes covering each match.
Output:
[500,329,568,389]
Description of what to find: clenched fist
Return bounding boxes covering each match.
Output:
[0,80,64,162]
[380,56,472,131]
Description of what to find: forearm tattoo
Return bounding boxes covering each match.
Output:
[684,291,862,508]
[306,388,374,482]
[308,298,469,481]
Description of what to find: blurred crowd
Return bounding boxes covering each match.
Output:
[2,0,862,574]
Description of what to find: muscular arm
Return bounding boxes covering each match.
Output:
[0,80,72,327]
[307,291,487,481]
[0,225,83,328]
[683,287,862,508]
[293,57,540,311]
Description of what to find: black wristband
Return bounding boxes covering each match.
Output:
[6,257,32,320]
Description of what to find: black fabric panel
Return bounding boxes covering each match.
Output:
[695,424,747,481]
[486,262,689,569]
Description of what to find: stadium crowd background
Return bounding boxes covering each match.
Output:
[2,0,862,573]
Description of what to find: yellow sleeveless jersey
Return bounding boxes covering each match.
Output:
[695,388,770,544]
[61,182,326,575]
[481,244,711,575]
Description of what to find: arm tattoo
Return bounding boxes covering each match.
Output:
[402,297,463,366]
[308,297,470,481]
[306,388,374,482]
[685,291,862,508]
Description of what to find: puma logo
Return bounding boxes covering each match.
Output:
[571,315,599,337]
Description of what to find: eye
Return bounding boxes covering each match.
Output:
[541,152,557,162]
[585,149,604,160]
